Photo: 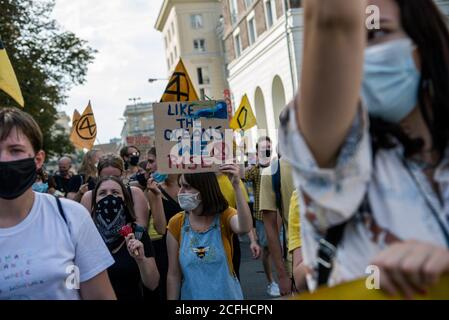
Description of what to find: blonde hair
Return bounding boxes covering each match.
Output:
[79,149,100,179]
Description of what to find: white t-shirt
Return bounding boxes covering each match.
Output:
[0,192,115,300]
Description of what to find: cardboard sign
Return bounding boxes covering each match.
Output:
[153,100,232,174]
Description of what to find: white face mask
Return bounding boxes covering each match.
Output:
[361,38,421,123]
[178,192,201,212]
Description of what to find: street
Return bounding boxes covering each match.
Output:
[238,235,274,300]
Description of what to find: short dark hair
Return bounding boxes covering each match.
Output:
[181,173,229,216]
[120,145,140,158]
[0,107,43,153]
[147,147,156,157]
[91,176,136,222]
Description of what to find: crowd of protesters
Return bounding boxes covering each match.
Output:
[1,0,449,301]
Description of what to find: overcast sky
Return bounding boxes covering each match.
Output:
[52,0,166,144]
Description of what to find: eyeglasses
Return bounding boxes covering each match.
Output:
[128,152,140,157]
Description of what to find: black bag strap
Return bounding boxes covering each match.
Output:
[316,222,346,286]
[271,159,282,214]
[271,159,288,259]
[315,195,372,286]
[54,195,68,227]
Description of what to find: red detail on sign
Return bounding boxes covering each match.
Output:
[224,89,233,121]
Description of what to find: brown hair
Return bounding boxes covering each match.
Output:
[120,145,140,159]
[79,149,99,179]
[147,147,156,157]
[181,173,229,216]
[371,1,449,157]
[91,176,136,221]
[97,153,124,175]
[0,107,43,153]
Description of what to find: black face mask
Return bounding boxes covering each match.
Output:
[136,172,147,188]
[0,158,37,200]
[129,155,140,166]
[94,194,130,251]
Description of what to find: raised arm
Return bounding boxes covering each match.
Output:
[131,186,150,228]
[297,0,366,167]
[146,178,168,235]
[220,164,253,234]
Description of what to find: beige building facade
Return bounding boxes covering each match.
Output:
[155,0,228,100]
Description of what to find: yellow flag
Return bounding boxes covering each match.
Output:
[160,58,199,102]
[70,109,81,135]
[0,39,24,107]
[289,274,449,300]
[70,101,97,150]
[229,94,257,131]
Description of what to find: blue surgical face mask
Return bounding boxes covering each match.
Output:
[152,172,168,183]
[32,182,48,194]
[178,192,201,212]
[361,38,421,123]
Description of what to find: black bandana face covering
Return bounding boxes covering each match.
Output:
[0,158,37,200]
[95,194,128,250]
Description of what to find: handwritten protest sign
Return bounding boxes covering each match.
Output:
[153,100,233,174]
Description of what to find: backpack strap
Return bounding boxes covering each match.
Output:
[271,159,282,214]
[316,223,346,286]
[54,195,67,224]
[271,159,288,259]
[53,195,71,236]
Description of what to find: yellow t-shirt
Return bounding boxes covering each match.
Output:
[147,215,163,241]
[288,190,302,253]
[259,159,294,239]
[217,174,249,209]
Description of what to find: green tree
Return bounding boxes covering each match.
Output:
[0,0,96,157]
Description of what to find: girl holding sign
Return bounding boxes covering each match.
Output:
[166,164,253,300]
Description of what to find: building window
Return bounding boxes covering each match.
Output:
[191,14,203,29]
[167,59,170,69]
[193,39,206,52]
[229,0,238,24]
[234,33,242,57]
[174,46,177,60]
[170,52,174,65]
[164,36,168,49]
[265,0,275,28]
[244,0,255,9]
[171,22,175,36]
[168,30,171,43]
[197,67,210,85]
[247,16,256,45]
[199,88,210,100]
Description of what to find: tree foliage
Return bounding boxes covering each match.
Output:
[0,0,96,157]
